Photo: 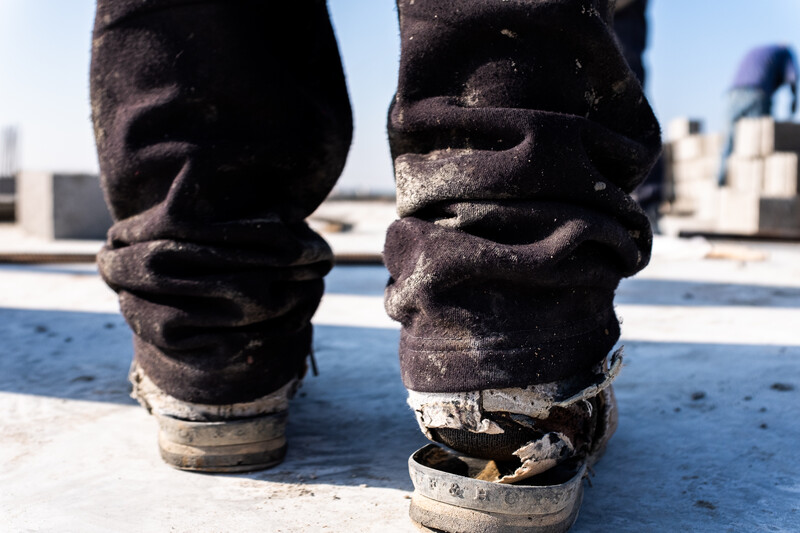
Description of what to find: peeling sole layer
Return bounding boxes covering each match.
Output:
[156,412,288,473]
[410,492,582,533]
[408,444,585,533]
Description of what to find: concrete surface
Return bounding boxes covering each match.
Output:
[1,233,799,532]
[0,197,393,260]
[0,223,102,257]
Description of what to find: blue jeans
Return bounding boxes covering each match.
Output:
[718,88,772,185]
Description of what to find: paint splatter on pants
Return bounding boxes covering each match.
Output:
[91,0,661,405]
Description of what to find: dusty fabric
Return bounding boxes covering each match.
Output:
[92,0,660,407]
[91,0,351,404]
[613,0,648,85]
[385,0,661,393]
[614,0,664,223]
[129,363,297,422]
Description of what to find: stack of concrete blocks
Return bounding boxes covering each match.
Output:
[16,171,112,239]
[0,175,14,221]
[665,118,722,221]
[719,117,800,236]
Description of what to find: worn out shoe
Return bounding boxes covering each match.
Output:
[405,349,622,532]
[129,364,297,473]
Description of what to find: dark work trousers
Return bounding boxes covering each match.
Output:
[613,0,664,228]
[91,0,661,406]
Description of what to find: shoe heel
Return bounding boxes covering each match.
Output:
[156,412,288,473]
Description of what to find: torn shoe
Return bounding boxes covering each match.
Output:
[129,364,297,472]
[406,350,620,532]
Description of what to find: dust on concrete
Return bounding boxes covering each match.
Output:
[695,500,717,511]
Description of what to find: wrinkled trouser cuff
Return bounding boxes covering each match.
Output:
[92,0,350,407]
[129,362,299,422]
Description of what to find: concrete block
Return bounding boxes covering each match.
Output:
[733,117,772,157]
[759,196,800,236]
[670,161,705,183]
[662,146,676,204]
[726,156,764,193]
[763,121,800,154]
[0,176,15,221]
[671,179,719,218]
[716,188,800,236]
[716,188,759,234]
[16,171,112,239]
[671,134,706,161]
[695,182,720,220]
[764,152,800,197]
[704,133,724,158]
[0,175,15,194]
[670,156,719,183]
[666,117,702,142]
[670,181,693,213]
[0,194,13,221]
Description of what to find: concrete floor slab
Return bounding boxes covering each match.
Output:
[1,236,798,532]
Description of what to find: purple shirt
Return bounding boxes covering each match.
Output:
[731,45,798,94]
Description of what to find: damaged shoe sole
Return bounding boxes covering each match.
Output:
[408,444,585,533]
[408,384,618,532]
[156,411,288,473]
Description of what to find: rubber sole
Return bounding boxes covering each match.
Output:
[408,444,585,533]
[155,411,288,473]
[410,490,583,533]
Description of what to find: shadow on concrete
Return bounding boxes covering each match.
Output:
[0,307,424,490]
[324,264,800,309]
[0,263,99,276]
[4,263,799,308]
[246,324,426,491]
[0,306,136,406]
[325,264,389,296]
[618,277,800,308]
[4,303,798,505]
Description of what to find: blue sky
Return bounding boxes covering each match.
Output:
[2,0,800,193]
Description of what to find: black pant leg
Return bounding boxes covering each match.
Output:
[91,0,352,404]
[385,0,661,393]
[614,0,663,223]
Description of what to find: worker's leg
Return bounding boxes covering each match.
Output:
[386,0,660,528]
[614,0,663,231]
[91,0,351,470]
[718,88,770,185]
